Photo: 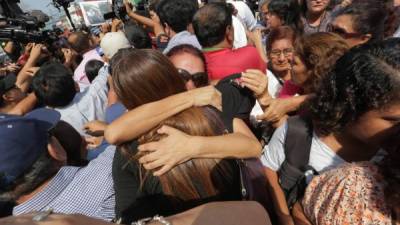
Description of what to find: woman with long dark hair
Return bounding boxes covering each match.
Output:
[106,49,261,222]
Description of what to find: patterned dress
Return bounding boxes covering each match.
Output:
[302,162,393,225]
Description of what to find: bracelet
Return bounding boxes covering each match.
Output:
[131,215,171,225]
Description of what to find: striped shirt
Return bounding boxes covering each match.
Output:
[13,146,116,221]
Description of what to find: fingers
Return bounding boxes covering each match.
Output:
[241,76,260,87]
[157,125,179,136]
[153,164,172,176]
[138,142,158,153]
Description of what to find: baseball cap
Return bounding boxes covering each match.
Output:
[100,31,132,59]
[0,108,60,189]
[0,74,17,97]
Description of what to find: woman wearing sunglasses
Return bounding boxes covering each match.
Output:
[329,1,386,47]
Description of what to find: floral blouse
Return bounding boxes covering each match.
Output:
[302,162,393,225]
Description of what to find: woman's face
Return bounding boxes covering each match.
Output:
[291,55,308,87]
[266,12,283,30]
[330,15,370,48]
[169,52,206,90]
[261,3,270,25]
[269,38,294,74]
[306,0,330,14]
[347,103,400,149]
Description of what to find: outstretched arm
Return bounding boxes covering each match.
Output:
[104,86,222,145]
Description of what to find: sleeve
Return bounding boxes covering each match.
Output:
[260,122,287,171]
[302,163,391,225]
[216,74,256,120]
[113,140,163,221]
[79,65,109,123]
[239,1,257,31]
[112,143,141,219]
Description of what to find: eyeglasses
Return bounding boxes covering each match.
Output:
[177,69,209,87]
[269,48,294,58]
[327,24,362,39]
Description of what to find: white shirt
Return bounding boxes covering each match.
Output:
[56,65,109,135]
[261,122,345,181]
[163,31,202,54]
[232,16,248,49]
[228,0,257,31]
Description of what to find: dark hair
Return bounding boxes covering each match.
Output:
[266,26,297,53]
[193,3,232,48]
[68,32,91,54]
[295,32,349,93]
[32,62,77,108]
[166,44,209,87]
[0,150,60,205]
[309,38,400,136]
[268,0,303,33]
[123,22,152,49]
[85,59,104,83]
[156,0,198,33]
[111,48,186,110]
[333,1,387,42]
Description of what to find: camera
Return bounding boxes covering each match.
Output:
[103,0,150,21]
[103,0,128,21]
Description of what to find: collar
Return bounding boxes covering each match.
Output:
[13,167,80,215]
[202,47,228,52]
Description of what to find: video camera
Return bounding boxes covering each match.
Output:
[0,0,59,45]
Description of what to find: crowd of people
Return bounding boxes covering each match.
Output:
[0,0,399,224]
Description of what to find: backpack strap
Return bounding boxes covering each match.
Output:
[277,115,314,208]
[284,115,313,171]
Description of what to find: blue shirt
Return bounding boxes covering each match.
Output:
[13,146,116,221]
[55,65,110,136]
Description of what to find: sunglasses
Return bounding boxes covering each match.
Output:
[327,24,362,39]
[177,69,209,87]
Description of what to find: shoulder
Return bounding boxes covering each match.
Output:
[260,122,288,170]
[303,162,391,225]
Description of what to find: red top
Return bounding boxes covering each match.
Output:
[204,46,266,81]
[278,80,303,98]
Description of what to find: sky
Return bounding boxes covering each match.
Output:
[20,0,62,17]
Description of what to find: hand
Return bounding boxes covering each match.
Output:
[24,42,34,54]
[256,98,292,123]
[111,18,122,31]
[247,28,263,46]
[84,120,107,133]
[62,48,76,64]
[150,11,161,24]
[241,69,268,97]
[188,85,222,111]
[5,63,20,72]
[138,125,194,176]
[100,23,111,34]
[85,136,104,149]
[340,0,352,7]
[124,0,135,14]
[29,43,44,61]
